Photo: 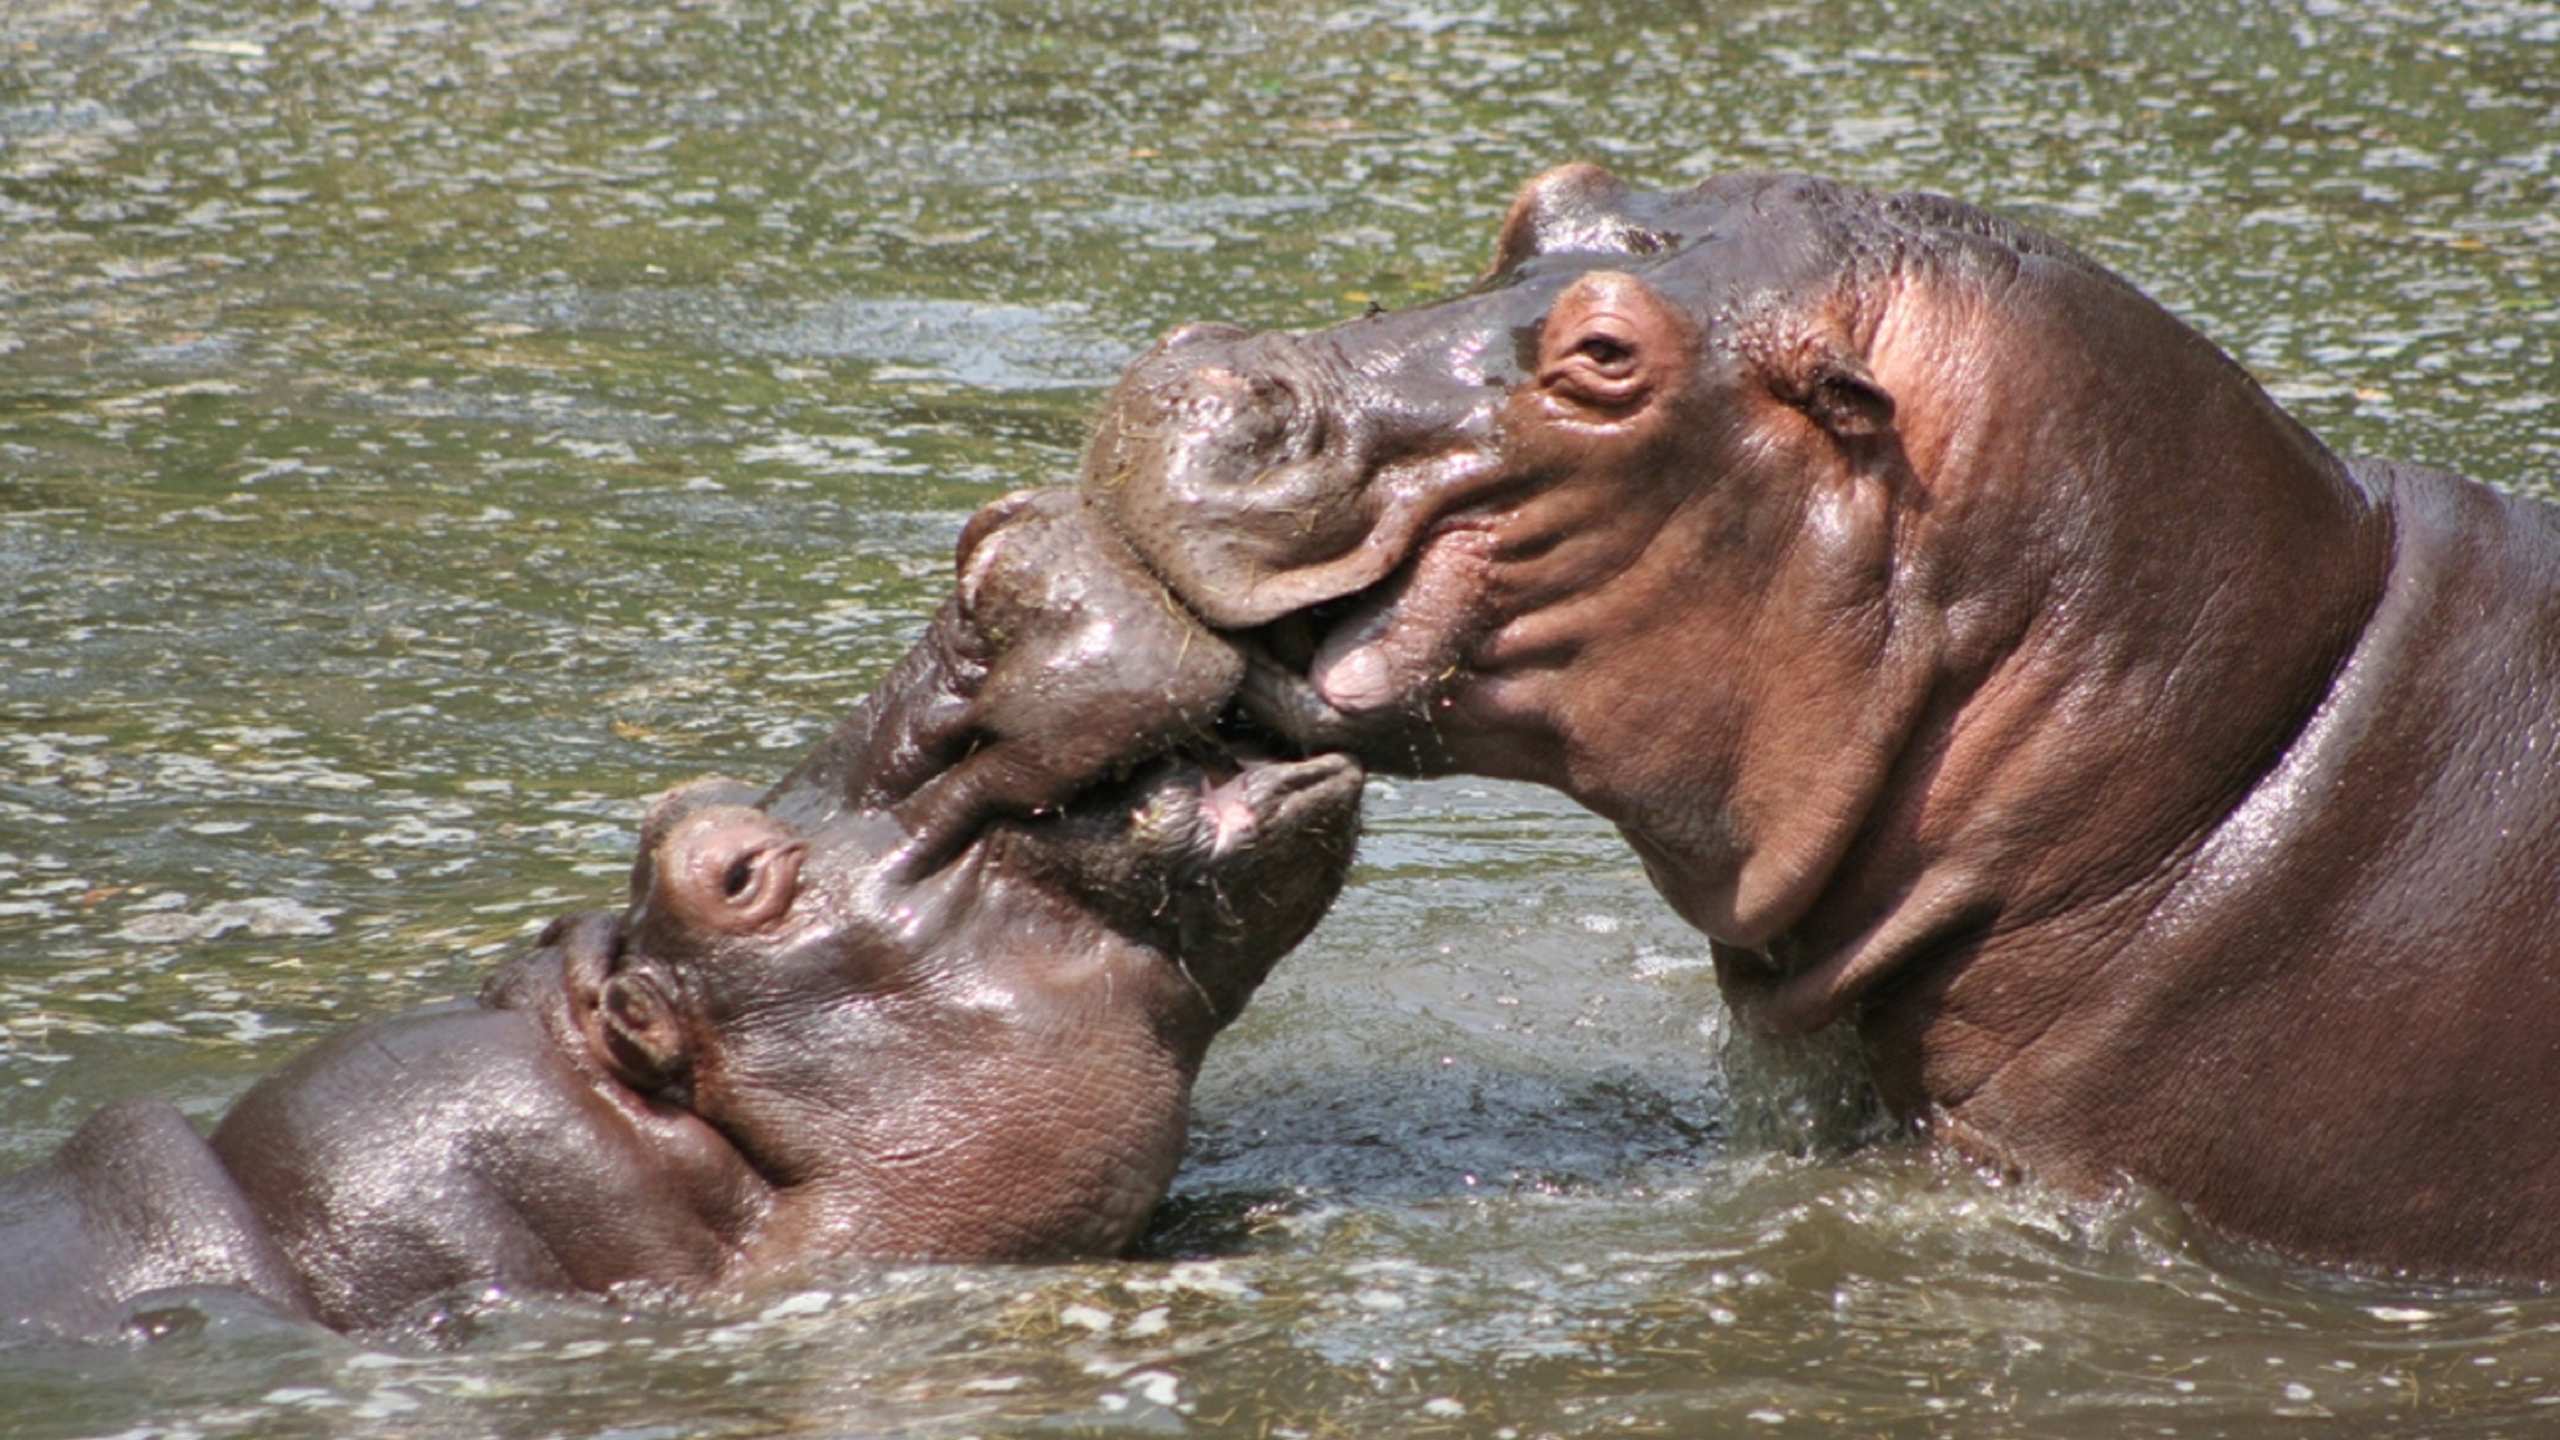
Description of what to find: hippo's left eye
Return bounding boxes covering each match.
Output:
[1542,325,1651,412]
[1574,334,1636,373]
[713,843,804,926]
[653,806,808,933]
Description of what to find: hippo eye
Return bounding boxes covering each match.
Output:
[1542,325,1651,413]
[1574,334,1636,373]
[715,845,800,920]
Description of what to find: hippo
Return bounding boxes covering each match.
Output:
[1080,165,2560,1281]
[0,490,1360,1339]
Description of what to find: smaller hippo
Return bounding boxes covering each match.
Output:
[0,490,1359,1339]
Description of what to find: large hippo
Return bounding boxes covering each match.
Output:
[1082,165,2560,1281]
[0,490,1360,1339]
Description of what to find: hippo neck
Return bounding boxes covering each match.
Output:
[729,1053,1199,1271]
[1720,266,2394,1073]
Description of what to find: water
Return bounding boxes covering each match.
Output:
[2,0,2554,1434]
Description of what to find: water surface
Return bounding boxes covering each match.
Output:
[4,1,2556,1435]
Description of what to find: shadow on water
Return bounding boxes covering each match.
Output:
[4,0,2557,1434]
[1143,1060,1727,1260]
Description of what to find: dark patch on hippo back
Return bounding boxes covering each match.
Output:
[1867,184,2146,297]
[1484,167,2160,401]
[1846,178,2285,397]
[1562,169,2273,419]
[1488,170,2118,330]
[1673,171,2202,366]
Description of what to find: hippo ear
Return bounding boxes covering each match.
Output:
[1777,345,1896,443]
[1489,163,1670,275]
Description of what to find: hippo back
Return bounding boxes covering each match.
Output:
[0,1099,311,1339]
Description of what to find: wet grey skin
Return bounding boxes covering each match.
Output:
[1082,163,2560,1283]
[0,490,1360,1339]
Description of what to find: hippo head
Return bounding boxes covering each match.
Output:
[488,491,1361,1265]
[1081,164,2331,967]
[1081,165,1962,756]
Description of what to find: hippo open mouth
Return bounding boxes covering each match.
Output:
[1075,290,1563,777]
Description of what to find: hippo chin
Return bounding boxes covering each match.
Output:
[1085,164,2560,1281]
[1,490,1360,1339]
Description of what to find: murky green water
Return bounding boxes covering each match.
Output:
[3,0,2555,1434]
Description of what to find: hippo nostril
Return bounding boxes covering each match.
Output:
[722,855,755,900]
[605,977,654,1030]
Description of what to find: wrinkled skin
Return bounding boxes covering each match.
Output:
[1085,164,2560,1281]
[0,490,1359,1339]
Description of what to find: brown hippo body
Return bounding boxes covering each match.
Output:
[1083,165,2560,1279]
[1,490,1359,1339]
[1888,457,2560,1271]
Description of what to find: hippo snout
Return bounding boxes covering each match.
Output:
[1168,361,1305,466]
[1085,335,1389,631]
[1105,330,1321,491]
[1086,285,1531,641]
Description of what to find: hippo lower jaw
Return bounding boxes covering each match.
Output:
[1148,744,1362,860]
[979,746,1364,1021]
